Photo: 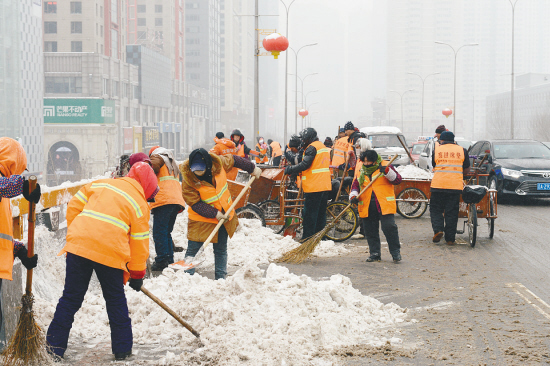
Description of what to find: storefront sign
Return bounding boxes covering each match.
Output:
[44,99,115,124]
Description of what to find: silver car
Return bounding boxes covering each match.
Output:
[418,138,472,171]
[359,126,411,166]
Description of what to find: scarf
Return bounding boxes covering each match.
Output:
[358,155,383,187]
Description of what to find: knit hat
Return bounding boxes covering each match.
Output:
[435,125,447,134]
[440,131,455,142]
[339,128,345,133]
[324,137,333,147]
[127,162,159,202]
[344,121,355,131]
[128,152,151,168]
[215,132,224,139]
[148,145,161,156]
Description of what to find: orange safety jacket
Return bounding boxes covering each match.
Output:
[431,143,465,191]
[60,178,151,283]
[301,141,332,193]
[150,164,186,209]
[270,141,283,158]
[354,160,363,180]
[331,136,352,167]
[255,144,268,164]
[187,168,235,224]
[357,162,397,218]
[210,137,238,156]
[0,197,15,280]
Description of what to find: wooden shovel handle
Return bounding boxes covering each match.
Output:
[25,176,37,295]
[335,153,350,202]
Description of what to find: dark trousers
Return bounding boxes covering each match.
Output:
[363,199,401,258]
[272,156,282,167]
[185,225,228,280]
[152,204,180,264]
[47,253,132,357]
[430,191,461,242]
[302,191,329,239]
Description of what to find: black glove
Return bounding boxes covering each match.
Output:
[129,278,143,292]
[350,197,359,205]
[22,180,41,204]
[16,247,38,270]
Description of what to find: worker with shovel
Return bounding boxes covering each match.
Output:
[46,162,158,361]
[181,148,261,280]
[349,150,403,263]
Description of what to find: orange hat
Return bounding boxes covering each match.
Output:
[148,146,161,156]
[0,137,27,178]
[127,162,159,201]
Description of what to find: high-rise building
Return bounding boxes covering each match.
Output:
[0,0,44,174]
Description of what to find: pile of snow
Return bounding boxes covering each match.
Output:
[360,126,402,135]
[40,174,110,194]
[396,165,433,180]
[31,226,407,365]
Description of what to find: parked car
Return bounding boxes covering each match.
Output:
[359,126,410,166]
[418,138,473,171]
[410,141,428,165]
[455,138,473,151]
[469,139,550,197]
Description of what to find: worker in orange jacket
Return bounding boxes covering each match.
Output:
[210,132,240,180]
[267,139,283,167]
[255,137,269,164]
[46,162,158,361]
[148,146,187,271]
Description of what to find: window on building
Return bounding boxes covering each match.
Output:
[137,18,146,26]
[71,41,82,52]
[45,77,82,93]
[155,18,163,26]
[112,80,119,97]
[70,2,82,14]
[134,108,139,122]
[137,5,146,12]
[96,3,98,16]
[125,107,129,122]
[111,29,118,57]
[44,41,57,52]
[44,22,57,34]
[133,85,139,99]
[158,110,162,122]
[122,83,127,98]
[100,5,103,17]
[111,0,117,23]
[185,3,199,9]
[71,21,82,34]
[103,78,109,95]
[44,2,57,13]
[155,4,162,12]
[137,31,146,40]
[100,25,103,36]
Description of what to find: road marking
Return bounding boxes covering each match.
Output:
[506,283,550,321]
[414,301,455,311]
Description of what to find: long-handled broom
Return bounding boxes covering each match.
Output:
[2,176,51,365]
[279,154,399,264]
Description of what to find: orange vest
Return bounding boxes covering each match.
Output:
[302,141,331,193]
[150,164,186,209]
[255,144,268,164]
[357,163,396,217]
[236,144,245,157]
[270,141,283,158]
[354,160,363,180]
[211,138,238,156]
[0,197,15,280]
[331,136,351,167]
[187,168,235,224]
[431,143,465,191]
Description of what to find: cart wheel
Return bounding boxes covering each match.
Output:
[396,188,428,219]
[468,203,477,247]
[258,200,284,233]
[488,195,495,239]
[324,201,358,242]
[236,204,266,227]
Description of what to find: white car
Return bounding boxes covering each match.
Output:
[359,126,411,166]
[417,137,473,171]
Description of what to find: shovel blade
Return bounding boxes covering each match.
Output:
[169,258,195,271]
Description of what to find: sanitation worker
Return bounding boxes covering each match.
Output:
[349,150,402,263]
[181,148,261,279]
[430,131,470,246]
[148,146,187,271]
[230,129,261,161]
[46,162,158,361]
[331,122,355,178]
[0,138,40,346]
[284,128,331,239]
[255,137,269,164]
[210,132,240,180]
[267,139,283,167]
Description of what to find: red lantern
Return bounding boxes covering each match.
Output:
[442,108,453,118]
[299,109,309,118]
[262,33,289,59]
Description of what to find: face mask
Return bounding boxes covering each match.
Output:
[259,139,264,144]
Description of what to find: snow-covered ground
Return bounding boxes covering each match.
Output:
[29,215,410,365]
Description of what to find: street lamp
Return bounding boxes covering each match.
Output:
[408,72,440,136]
[508,0,522,139]
[435,41,478,133]
[289,44,318,134]
[389,89,414,132]
[304,89,319,114]
[305,102,319,129]
[289,72,318,109]
[280,0,298,144]
[385,103,399,126]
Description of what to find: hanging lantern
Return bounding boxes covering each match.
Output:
[262,33,289,59]
[299,109,309,119]
[442,108,453,118]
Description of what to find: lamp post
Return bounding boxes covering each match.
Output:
[389,89,414,132]
[289,44,318,134]
[386,103,399,126]
[306,102,319,128]
[289,72,318,108]
[435,41,478,133]
[508,0,522,139]
[407,72,439,136]
[280,0,297,144]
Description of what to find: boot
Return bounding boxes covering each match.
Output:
[392,254,402,263]
[115,351,132,361]
[151,260,169,271]
[446,241,455,246]
[173,244,184,253]
[366,255,381,262]
[432,231,444,243]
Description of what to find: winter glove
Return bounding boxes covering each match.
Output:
[350,197,359,205]
[259,154,266,159]
[216,211,228,222]
[284,166,293,176]
[16,247,38,270]
[129,278,143,292]
[22,180,41,204]
[384,166,397,182]
[252,167,262,180]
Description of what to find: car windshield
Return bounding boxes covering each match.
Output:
[456,140,472,149]
[369,134,405,148]
[412,144,425,154]
[494,143,550,159]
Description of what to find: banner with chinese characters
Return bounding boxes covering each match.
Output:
[43,99,115,124]
[142,126,160,152]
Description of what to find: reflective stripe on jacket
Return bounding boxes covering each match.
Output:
[187,168,235,224]
[0,197,14,280]
[331,136,351,167]
[150,164,186,209]
[302,140,332,193]
[60,178,151,282]
[357,163,396,217]
[431,143,465,191]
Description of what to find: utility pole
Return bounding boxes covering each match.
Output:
[254,0,259,139]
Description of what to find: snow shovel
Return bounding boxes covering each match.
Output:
[169,175,257,271]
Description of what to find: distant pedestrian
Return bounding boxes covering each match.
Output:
[268,139,283,167]
[230,129,261,161]
[255,137,269,164]
[430,131,470,245]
